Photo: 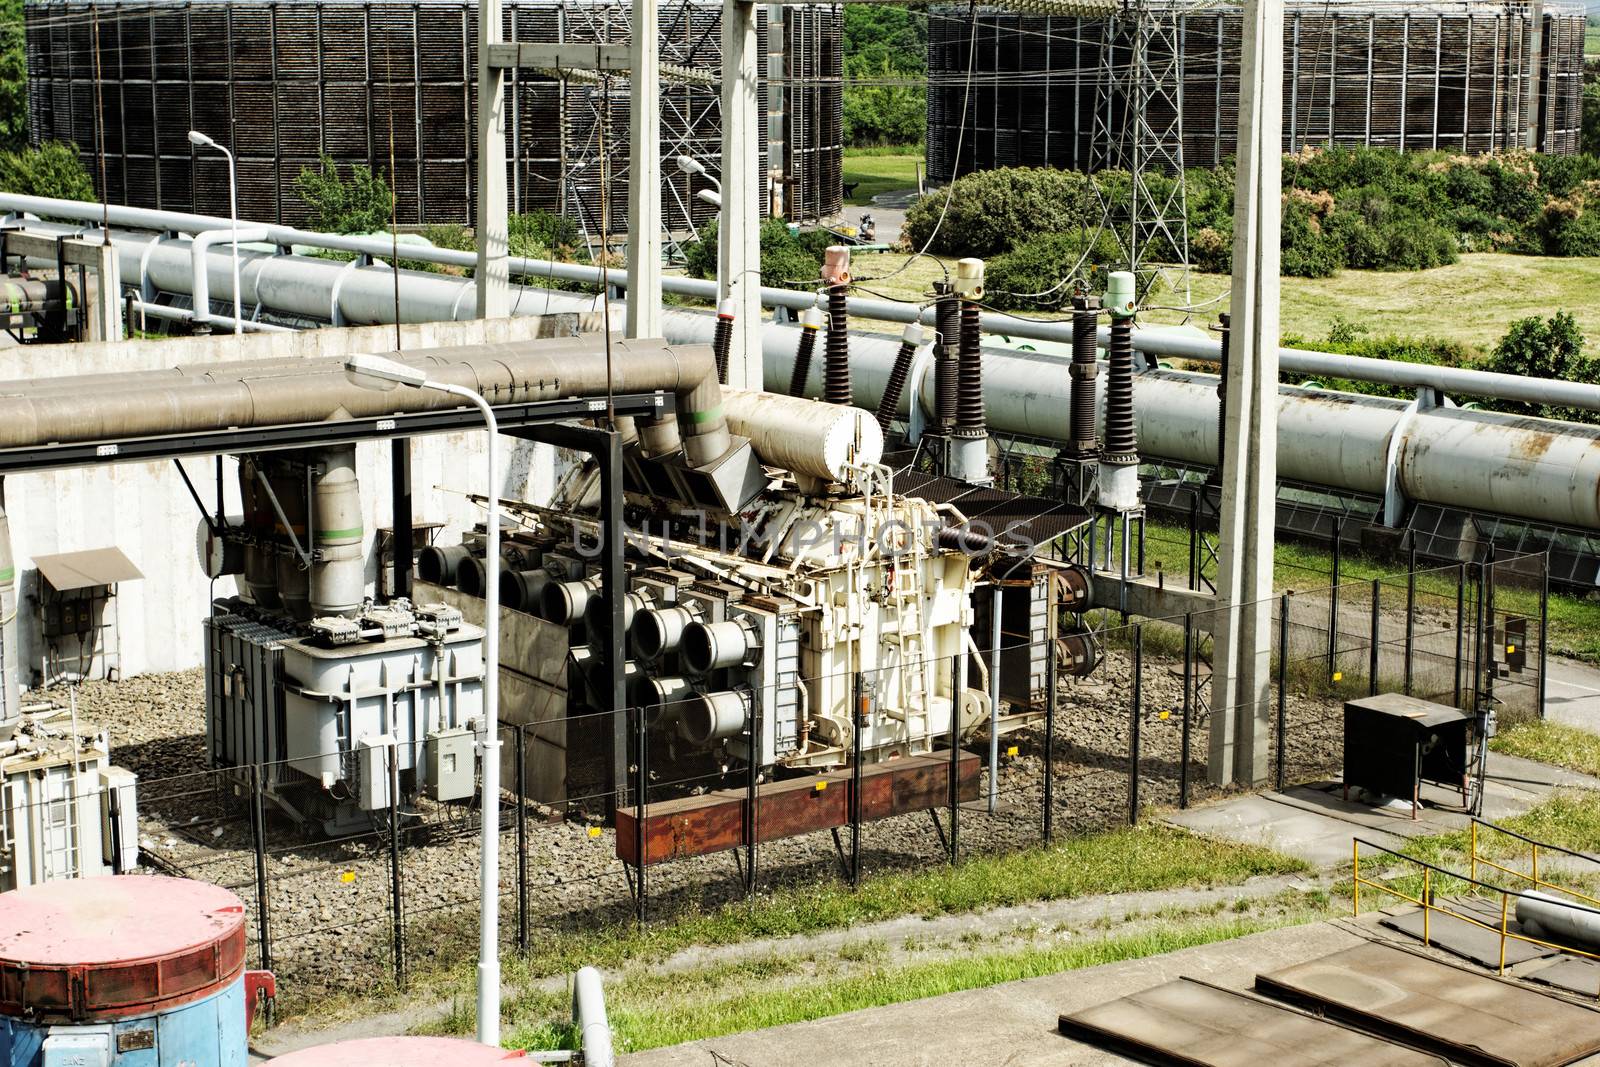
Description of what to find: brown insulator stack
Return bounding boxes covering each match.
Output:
[712,299,736,385]
[1069,294,1100,458]
[875,323,924,433]
[823,284,851,405]
[1102,314,1137,464]
[953,298,985,437]
[932,283,960,433]
[787,305,824,398]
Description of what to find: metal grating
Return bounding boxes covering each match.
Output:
[927,1,1588,183]
[25,0,843,231]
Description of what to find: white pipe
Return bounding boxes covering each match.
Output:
[190,226,268,330]
[130,299,292,333]
[7,193,1600,413]
[1516,890,1600,950]
[573,967,615,1067]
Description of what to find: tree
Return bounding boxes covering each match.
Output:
[1484,312,1599,424]
[0,0,24,153]
[841,6,926,147]
[292,155,393,234]
[0,140,95,201]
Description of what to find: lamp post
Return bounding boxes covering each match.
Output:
[187,130,242,335]
[344,353,503,1047]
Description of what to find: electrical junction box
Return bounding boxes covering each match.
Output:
[357,735,396,811]
[41,1027,113,1067]
[425,727,475,802]
[98,767,139,873]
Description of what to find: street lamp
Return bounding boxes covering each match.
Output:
[675,154,721,193]
[695,188,722,210]
[344,352,504,1048]
[187,130,243,336]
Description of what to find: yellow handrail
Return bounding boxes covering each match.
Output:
[1351,836,1600,995]
[1470,819,1600,912]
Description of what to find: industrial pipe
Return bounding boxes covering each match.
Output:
[572,967,615,1067]
[583,590,648,637]
[681,617,759,674]
[631,674,696,729]
[540,577,600,627]
[631,603,701,662]
[1516,891,1600,951]
[418,544,471,587]
[500,568,549,613]
[12,195,1600,415]
[191,227,269,331]
[683,689,752,746]
[720,388,884,485]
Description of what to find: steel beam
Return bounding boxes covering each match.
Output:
[486,42,629,70]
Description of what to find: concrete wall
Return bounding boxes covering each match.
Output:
[5,314,594,684]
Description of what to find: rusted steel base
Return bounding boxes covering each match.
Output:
[616,751,981,866]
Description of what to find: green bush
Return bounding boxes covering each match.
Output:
[0,141,95,201]
[984,229,1124,310]
[1279,192,1341,278]
[1281,317,1469,400]
[901,167,1097,257]
[293,155,392,234]
[682,217,824,291]
[0,0,23,153]
[1484,311,1598,424]
[842,6,926,147]
[509,210,580,257]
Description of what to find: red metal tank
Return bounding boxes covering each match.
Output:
[0,874,246,1022]
[267,1036,528,1064]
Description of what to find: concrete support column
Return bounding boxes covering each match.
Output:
[475,0,510,319]
[89,240,121,342]
[1210,0,1282,789]
[765,4,786,221]
[625,0,662,339]
[719,0,763,389]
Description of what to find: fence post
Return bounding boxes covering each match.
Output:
[1277,594,1289,792]
[1043,634,1056,844]
[1180,612,1193,810]
[249,763,272,974]
[1369,578,1381,696]
[1129,625,1143,825]
[1188,491,1200,592]
[515,725,528,956]
[387,744,404,989]
[948,654,960,865]
[850,672,865,887]
[1327,518,1343,677]
[1454,562,1467,706]
[1404,536,1417,695]
[1538,549,1550,720]
[635,703,648,926]
[746,694,761,895]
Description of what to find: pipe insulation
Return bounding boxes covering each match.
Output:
[720,388,884,484]
[13,195,1600,413]
[20,215,1600,532]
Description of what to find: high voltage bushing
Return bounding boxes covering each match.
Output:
[932,282,960,434]
[822,246,852,406]
[1069,293,1101,458]
[875,322,925,433]
[1215,312,1230,476]
[712,298,736,385]
[953,258,986,438]
[1098,270,1140,511]
[787,304,824,398]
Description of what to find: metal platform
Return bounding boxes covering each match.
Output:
[1380,905,1559,969]
[1056,976,1447,1067]
[1256,942,1600,1067]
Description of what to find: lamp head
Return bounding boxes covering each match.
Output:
[695,188,722,209]
[344,353,429,392]
[187,130,215,149]
[675,155,705,177]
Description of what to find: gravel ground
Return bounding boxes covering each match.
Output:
[57,649,1357,1018]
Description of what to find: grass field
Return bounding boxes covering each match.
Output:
[847,249,1600,354]
[841,148,923,206]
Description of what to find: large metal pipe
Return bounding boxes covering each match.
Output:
[12,196,1597,413]
[721,388,884,484]
[1516,891,1600,951]
[15,210,1600,532]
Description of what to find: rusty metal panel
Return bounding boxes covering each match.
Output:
[1257,943,1600,1067]
[1059,977,1450,1067]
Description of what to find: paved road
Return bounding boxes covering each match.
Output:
[1541,656,1600,731]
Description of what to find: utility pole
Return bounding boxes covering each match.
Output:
[719,0,763,389]
[625,0,662,338]
[476,0,510,318]
[1209,0,1282,788]
[1523,0,1544,151]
